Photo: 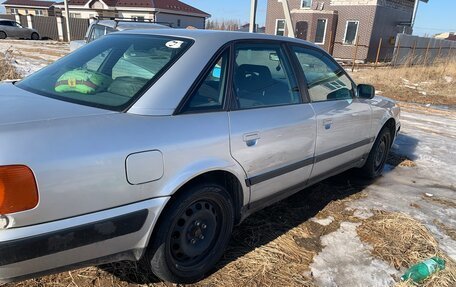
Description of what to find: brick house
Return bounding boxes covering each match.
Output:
[53,0,210,28]
[3,0,56,16]
[266,0,417,62]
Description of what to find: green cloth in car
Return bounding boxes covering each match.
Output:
[55,69,111,94]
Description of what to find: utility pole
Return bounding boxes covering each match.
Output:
[64,0,71,42]
[280,0,295,38]
[249,0,257,33]
[411,0,428,30]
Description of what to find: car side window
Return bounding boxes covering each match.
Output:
[181,50,229,113]
[89,25,115,42]
[233,43,300,109]
[0,21,13,27]
[292,46,354,102]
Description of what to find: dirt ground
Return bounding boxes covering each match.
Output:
[1,40,455,287]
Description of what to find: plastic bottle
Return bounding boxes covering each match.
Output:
[401,257,446,283]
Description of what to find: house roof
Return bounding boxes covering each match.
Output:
[60,0,210,17]
[2,0,55,8]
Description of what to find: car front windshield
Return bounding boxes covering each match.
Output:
[16,34,192,111]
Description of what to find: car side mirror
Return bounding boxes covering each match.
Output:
[357,84,375,99]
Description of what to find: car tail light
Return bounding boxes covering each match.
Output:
[0,165,39,215]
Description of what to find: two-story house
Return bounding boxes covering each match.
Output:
[53,0,210,28]
[266,0,418,61]
[3,0,56,16]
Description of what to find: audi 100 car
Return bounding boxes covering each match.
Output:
[0,29,400,284]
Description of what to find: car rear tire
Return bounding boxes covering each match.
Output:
[31,32,39,40]
[0,31,7,39]
[360,128,392,179]
[146,183,234,283]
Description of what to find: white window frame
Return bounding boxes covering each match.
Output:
[275,19,286,36]
[343,20,359,45]
[301,0,312,9]
[315,18,327,45]
[35,9,43,16]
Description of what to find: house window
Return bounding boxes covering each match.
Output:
[24,9,29,15]
[343,21,359,45]
[301,0,312,8]
[131,16,145,21]
[177,19,181,27]
[10,8,18,14]
[275,19,285,36]
[315,19,327,44]
[35,9,43,16]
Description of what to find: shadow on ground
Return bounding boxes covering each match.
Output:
[102,134,420,285]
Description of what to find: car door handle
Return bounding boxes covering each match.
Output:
[323,119,333,130]
[243,132,260,147]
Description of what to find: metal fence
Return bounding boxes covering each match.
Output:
[33,16,59,40]
[62,18,89,41]
[392,33,456,66]
[0,14,15,20]
[0,14,89,41]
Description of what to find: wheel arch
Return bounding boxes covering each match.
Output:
[140,169,246,262]
[166,170,245,225]
[380,117,396,145]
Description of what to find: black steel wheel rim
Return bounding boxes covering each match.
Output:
[374,135,388,171]
[168,199,222,270]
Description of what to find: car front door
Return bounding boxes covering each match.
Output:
[228,42,316,204]
[11,21,26,38]
[290,45,372,182]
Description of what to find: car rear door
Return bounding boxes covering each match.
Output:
[0,20,14,37]
[228,42,316,204]
[290,45,372,182]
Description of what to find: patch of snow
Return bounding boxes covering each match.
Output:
[349,108,456,261]
[353,209,374,219]
[311,222,398,287]
[311,216,334,226]
[443,76,453,83]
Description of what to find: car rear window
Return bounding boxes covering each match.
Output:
[16,34,192,111]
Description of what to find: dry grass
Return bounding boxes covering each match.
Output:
[351,58,456,106]
[0,50,21,80]
[357,211,456,287]
[2,173,371,287]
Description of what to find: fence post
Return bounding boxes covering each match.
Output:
[408,40,417,67]
[375,38,382,69]
[423,39,431,66]
[56,16,65,42]
[351,35,360,72]
[27,14,33,29]
[437,43,443,62]
[392,37,401,66]
[328,30,333,55]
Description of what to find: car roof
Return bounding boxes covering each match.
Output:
[116,28,321,49]
[94,20,169,30]
[0,19,14,21]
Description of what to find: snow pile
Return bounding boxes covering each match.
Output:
[311,222,398,287]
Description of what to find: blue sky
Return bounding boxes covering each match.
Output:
[0,0,453,36]
[186,0,454,36]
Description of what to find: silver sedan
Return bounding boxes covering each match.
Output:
[0,29,400,284]
[0,19,39,40]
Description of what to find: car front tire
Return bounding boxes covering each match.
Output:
[31,32,39,40]
[360,128,392,179]
[146,183,234,283]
